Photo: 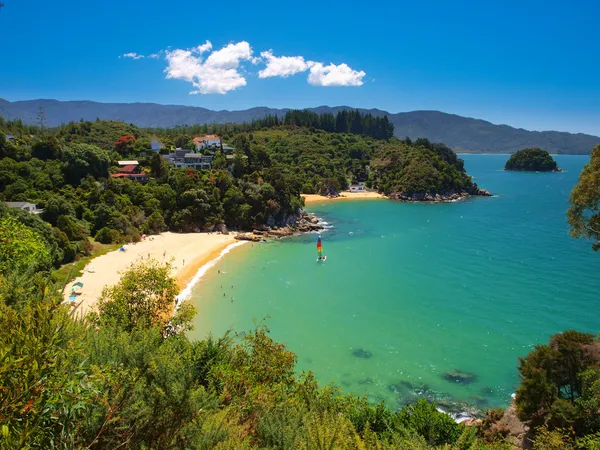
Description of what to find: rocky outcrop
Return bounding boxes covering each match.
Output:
[388,184,492,202]
[235,211,324,242]
[235,233,262,242]
[500,402,532,449]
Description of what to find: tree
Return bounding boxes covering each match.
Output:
[36,105,48,134]
[150,151,168,179]
[0,216,52,274]
[568,144,600,251]
[143,210,167,234]
[31,136,61,160]
[114,135,136,154]
[41,196,76,226]
[212,152,227,170]
[63,143,110,185]
[94,259,179,330]
[516,330,600,434]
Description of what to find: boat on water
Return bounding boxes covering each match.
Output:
[317,235,327,262]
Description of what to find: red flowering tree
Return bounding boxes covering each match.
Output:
[114,135,136,154]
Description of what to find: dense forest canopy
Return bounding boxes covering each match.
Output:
[0,112,486,271]
[504,148,559,172]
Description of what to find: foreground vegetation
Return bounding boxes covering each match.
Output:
[504,148,560,172]
[568,144,600,251]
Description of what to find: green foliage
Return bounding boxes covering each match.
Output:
[94,226,123,244]
[371,138,474,195]
[281,109,394,140]
[393,399,467,446]
[567,144,600,251]
[505,148,559,172]
[0,216,52,274]
[516,330,600,436]
[93,259,180,331]
[63,142,110,185]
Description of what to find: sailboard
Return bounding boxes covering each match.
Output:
[316,235,327,262]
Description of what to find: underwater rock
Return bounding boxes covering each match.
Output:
[469,395,490,408]
[357,377,375,385]
[352,348,373,359]
[480,387,494,396]
[443,370,478,384]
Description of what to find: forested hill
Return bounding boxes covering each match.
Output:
[1,98,599,154]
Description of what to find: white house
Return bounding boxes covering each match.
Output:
[349,182,366,192]
[5,202,42,214]
[150,136,164,152]
[193,134,221,150]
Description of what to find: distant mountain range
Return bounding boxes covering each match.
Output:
[1,98,598,154]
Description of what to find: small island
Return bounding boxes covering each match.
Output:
[505,148,561,172]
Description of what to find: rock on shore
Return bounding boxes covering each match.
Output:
[388,184,492,202]
[235,211,324,242]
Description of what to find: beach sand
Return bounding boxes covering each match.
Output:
[303,191,385,204]
[63,232,238,318]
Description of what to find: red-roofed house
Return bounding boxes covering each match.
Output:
[193,134,221,150]
[110,164,149,182]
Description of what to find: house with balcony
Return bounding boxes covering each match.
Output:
[162,149,214,170]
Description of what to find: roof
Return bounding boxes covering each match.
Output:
[119,165,138,173]
[150,135,163,143]
[193,134,220,143]
[4,135,15,140]
[184,153,212,159]
[110,173,148,178]
[118,160,139,166]
[222,144,235,150]
[5,201,33,208]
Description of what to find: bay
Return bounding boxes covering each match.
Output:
[189,154,599,410]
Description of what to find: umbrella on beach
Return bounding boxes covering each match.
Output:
[72,282,84,288]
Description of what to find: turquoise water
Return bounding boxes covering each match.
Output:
[189,155,599,411]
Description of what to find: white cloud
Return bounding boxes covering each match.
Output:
[258,50,314,78]
[120,52,144,60]
[196,41,213,54]
[159,41,367,93]
[164,41,253,94]
[307,62,366,87]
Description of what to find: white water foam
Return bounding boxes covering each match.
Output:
[175,240,248,309]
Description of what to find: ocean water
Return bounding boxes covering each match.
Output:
[188,155,599,411]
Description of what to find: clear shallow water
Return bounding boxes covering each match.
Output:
[189,155,599,411]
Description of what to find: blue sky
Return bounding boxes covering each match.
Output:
[1,0,599,135]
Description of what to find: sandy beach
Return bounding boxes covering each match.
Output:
[63,232,238,318]
[303,191,386,204]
